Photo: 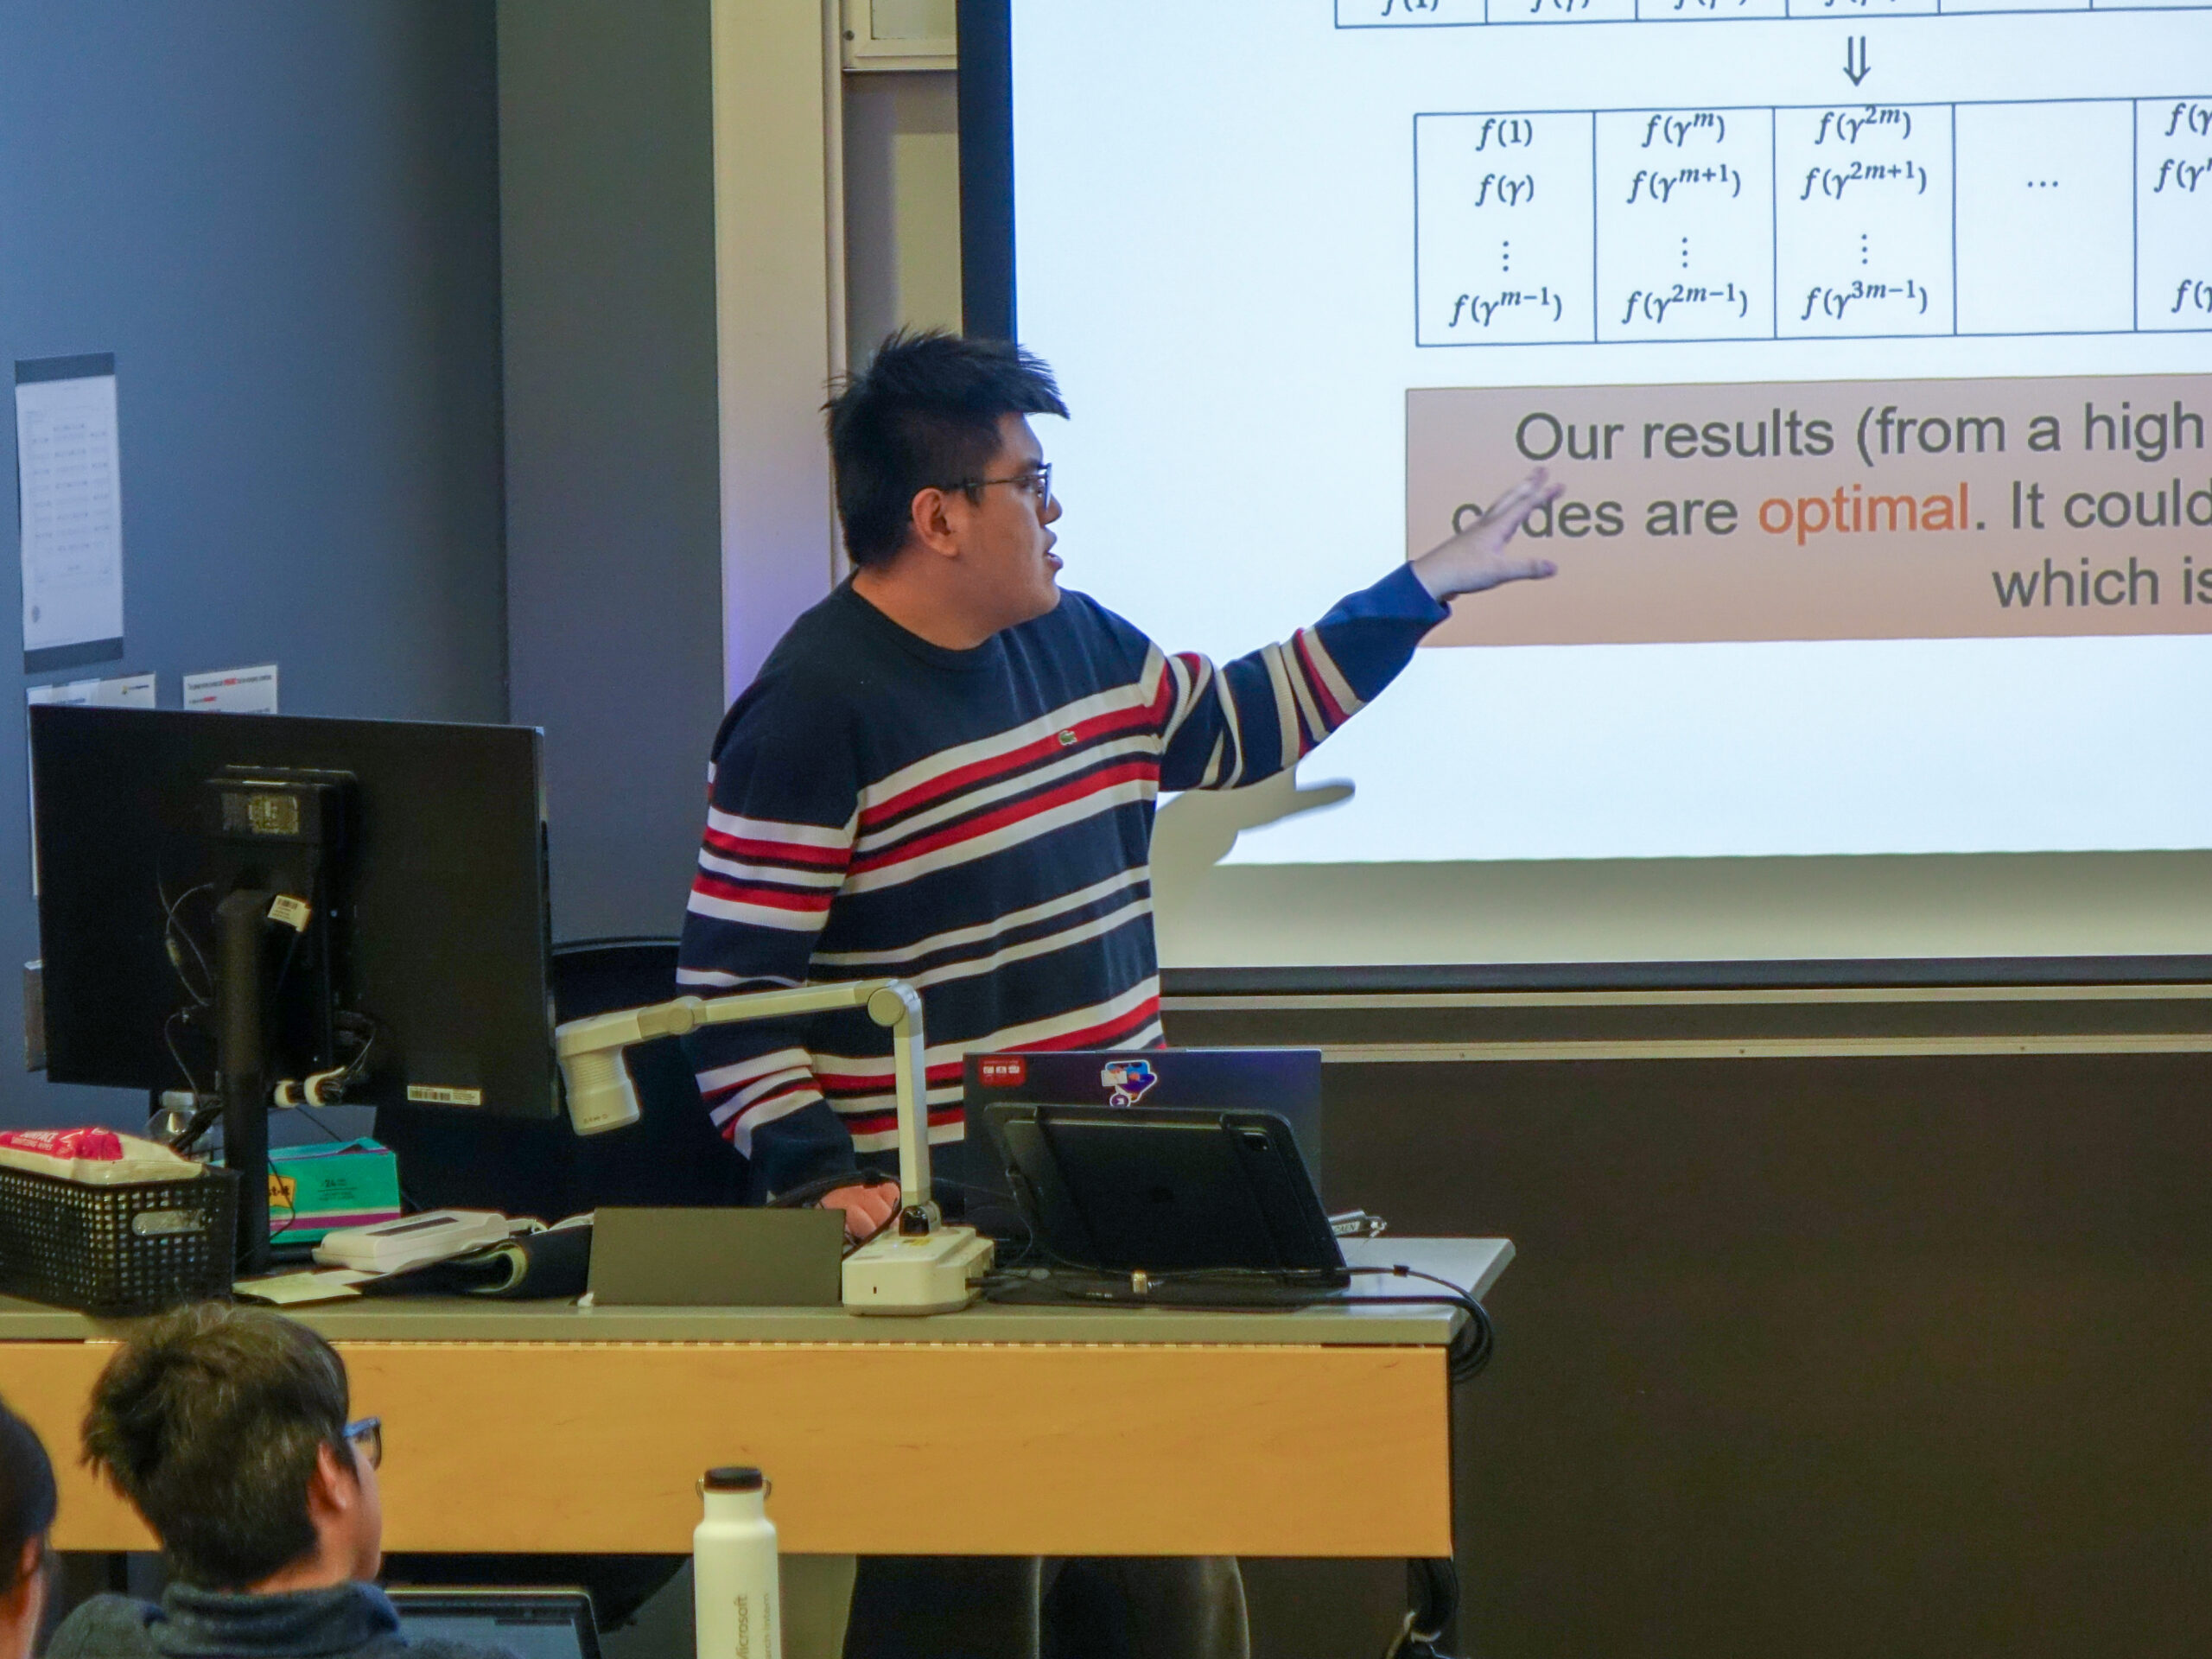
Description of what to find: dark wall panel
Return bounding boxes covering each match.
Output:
[1296,1052,2212,1659]
[497,0,724,945]
[0,1,506,1128]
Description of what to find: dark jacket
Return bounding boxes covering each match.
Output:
[47,1581,515,1659]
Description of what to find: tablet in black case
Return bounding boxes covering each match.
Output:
[986,1103,1348,1285]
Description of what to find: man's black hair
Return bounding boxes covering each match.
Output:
[0,1394,56,1592]
[79,1303,353,1589]
[827,328,1069,569]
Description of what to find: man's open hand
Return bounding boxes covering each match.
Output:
[1408,467,1564,602]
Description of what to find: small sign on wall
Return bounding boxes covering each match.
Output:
[183,664,278,714]
[25,672,154,712]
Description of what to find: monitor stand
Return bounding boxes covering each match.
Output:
[214,887,275,1277]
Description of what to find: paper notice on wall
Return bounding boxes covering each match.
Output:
[183,664,278,714]
[15,356,124,674]
[25,671,157,893]
[25,672,155,711]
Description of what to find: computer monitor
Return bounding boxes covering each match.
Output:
[29,704,557,1273]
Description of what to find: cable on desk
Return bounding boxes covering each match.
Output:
[1370,1263,1494,1384]
[976,1261,1495,1385]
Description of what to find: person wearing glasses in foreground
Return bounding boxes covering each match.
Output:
[47,1303,511,1659]
[677,330,1562,1659]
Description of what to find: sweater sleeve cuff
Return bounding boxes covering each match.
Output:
[1374,560,1451,626]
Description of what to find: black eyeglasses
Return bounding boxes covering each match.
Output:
[341,1416,382,1469]
[956,462,1052,507]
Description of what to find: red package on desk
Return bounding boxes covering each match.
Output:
[0,1127,124,1160]
[0,1128,194,1186]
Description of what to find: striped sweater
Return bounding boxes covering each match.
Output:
[675,563,1446,1196]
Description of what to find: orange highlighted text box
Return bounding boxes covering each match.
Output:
[1409,373,2212,645]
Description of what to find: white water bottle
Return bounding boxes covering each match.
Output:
[694,1465,780,1659]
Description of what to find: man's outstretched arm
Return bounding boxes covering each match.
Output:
[1154,467,1561,791]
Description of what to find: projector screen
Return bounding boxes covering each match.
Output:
[981,0,2212,976]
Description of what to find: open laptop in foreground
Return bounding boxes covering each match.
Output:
[385,1588,600,1659]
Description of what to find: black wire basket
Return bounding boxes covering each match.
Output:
[0,1161,238,1315]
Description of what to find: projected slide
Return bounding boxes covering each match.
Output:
[1008,1,2212,876]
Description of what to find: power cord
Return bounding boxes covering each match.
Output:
[272,1012,379,1108]
[150,876,412,1231]
[1359,1263,1494,1385]
[976,1260,1494,1383]
[1383,1559,1464,1659]
[155,878,222,1152]
[159,880,216,1007]
[156,868,386,1137]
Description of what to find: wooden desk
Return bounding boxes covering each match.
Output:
[0,1238,1508,1559]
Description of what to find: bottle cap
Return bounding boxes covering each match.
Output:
[702,1465,765,1492]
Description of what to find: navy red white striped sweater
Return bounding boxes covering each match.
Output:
[675,563,1446,1196]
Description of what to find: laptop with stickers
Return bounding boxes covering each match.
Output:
[962,1046,1324,1194]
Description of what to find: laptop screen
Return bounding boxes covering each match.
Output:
[386,1589,600,1659]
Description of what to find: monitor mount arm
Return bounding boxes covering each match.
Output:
[214,888,276,1276]
[207,886,336,1277]
[553,979,992,1313]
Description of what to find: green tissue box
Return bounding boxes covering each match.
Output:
[268,1139,401,1245]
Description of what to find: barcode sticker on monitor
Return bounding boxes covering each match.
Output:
[268,895,311,931]
[406,1084,483,1106]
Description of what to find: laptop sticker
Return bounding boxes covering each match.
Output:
[1100,1058,1157,1106]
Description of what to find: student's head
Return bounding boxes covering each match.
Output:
[80,1303,383,1591]
[0,1395,57,1659]
[829,329,1071,628]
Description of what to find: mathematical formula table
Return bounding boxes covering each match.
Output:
[1414,98,2212,344]
[1345,0,2208,24]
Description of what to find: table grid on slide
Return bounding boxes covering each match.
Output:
[1415,98,2212,344]
[1342,0,2209,24]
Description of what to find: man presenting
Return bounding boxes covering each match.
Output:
[676,330,1558,1657]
